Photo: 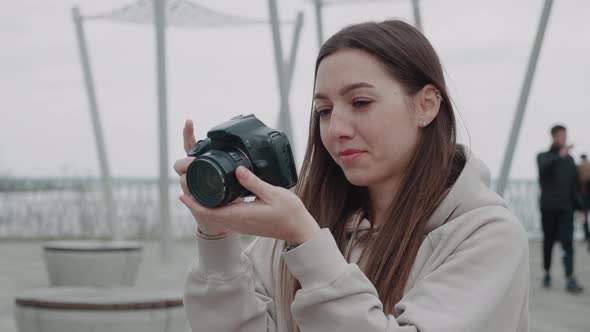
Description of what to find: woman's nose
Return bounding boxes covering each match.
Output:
[327,110,354,140]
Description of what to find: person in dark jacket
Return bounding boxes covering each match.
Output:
[576,154,590,248]
[537,124,584,293]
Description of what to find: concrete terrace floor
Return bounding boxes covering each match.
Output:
[1,239,589,332]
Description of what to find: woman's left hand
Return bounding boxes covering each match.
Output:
[179,166,321,245]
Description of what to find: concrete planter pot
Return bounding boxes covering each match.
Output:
[43,241,142,287]
[14,287,185,332]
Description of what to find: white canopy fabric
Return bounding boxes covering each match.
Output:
[85,0,271,28]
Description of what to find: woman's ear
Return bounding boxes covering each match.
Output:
[415,84,441,128]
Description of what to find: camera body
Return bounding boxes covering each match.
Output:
[186,114,297,208]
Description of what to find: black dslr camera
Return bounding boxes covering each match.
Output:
[186,114,298,208]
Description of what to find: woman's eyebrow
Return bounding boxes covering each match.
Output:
[313,82,376,100]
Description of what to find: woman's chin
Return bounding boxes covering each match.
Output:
[342,170,372,187]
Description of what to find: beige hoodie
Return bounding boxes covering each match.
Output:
[183,150,530,332]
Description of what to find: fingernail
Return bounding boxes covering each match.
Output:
[236,166,249,180]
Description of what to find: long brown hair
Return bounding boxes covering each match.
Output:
[274,20,463,329]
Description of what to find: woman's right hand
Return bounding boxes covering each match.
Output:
[174,119,231,237]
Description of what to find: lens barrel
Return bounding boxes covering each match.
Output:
[186,149,251,208]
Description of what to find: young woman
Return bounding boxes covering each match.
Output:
[175,20,529,332]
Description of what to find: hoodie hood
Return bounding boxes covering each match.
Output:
[424,147,507,233]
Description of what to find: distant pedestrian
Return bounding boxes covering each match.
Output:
[537,124,584,293]
[577,154,590,249]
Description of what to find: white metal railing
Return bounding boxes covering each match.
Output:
[0,177,546,239]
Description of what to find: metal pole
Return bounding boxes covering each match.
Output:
[152,0,171,259]
[410,0,423,31]
[313,0,324,49]
[71,7,120,241]
[268,0,296,155]
[285,12,304,93]
[496,0,554,196]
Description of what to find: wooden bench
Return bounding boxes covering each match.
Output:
[43,241,143,287]
[14,287,186,332]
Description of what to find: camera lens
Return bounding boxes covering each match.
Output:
[186,149,252,208]
[191,160,225,206]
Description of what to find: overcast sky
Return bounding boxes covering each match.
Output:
[1,0,589,179]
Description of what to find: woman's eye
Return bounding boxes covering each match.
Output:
[352,100,372,108]
[317,109,332,118]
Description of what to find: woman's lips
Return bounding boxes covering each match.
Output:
[338,150,365,164]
